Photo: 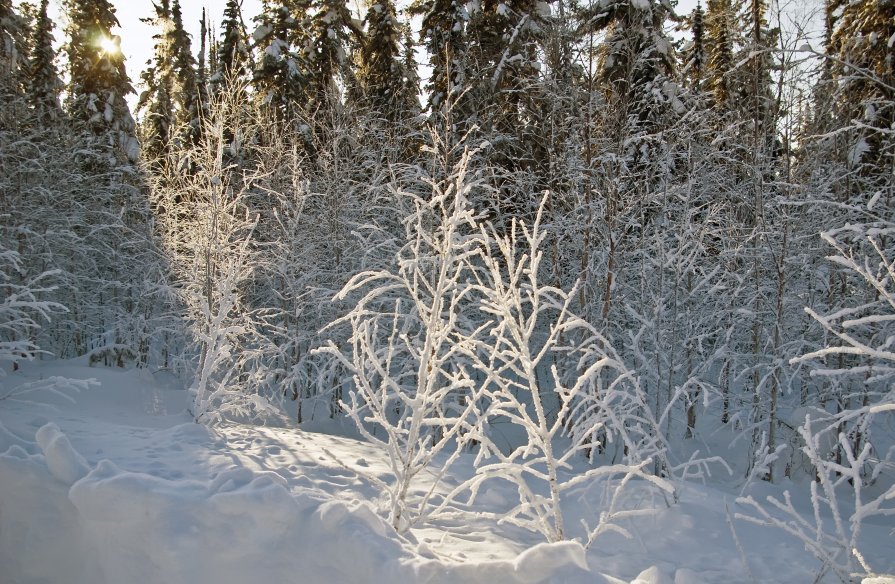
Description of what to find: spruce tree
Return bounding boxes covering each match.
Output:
[306,0,362,109]
[467,0,543,96]
[170,0,200,146]
[739,0,776,139]
[705,0,737,112]
[358,0,410,121]
[197,9,211,121]
[682,2,707,90]
[27,0,63,123]
[252,0,311,120]
[0,0,29,101]
[830,0,895,174]
[64,0,137,161]
[583,0,676,111]
[400,23,421,115]
[467,0,545,151]
[138,0,177,162]
[215,0,252,86]
[410,0,469,118]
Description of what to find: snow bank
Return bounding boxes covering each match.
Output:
[1,425,597,584]
[0,444,102,583]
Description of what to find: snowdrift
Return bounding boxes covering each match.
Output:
[1,363,893,584]
[0,422,597,584]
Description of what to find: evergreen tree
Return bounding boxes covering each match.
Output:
[705,0,737,112]
[137,0,199,157]
[358,0,412,121]
[410,0,469,119]
[215,0,252,85]
[830,0,895,174]
[197,9,211,120]
[400,23,421,114]
[467,0,543,98]
[739,0,776,138]
[682,2,707,90]
[252,0,312,120]
[27,0,63,124]
[0,0,29,101]
[170,0,201,145]
[583,0,676,109]
[466,0,546,161]
[306,0,362,109]
[64,0,138,161]
[138,0,177,162]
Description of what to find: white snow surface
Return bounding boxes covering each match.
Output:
[1,359,893,584]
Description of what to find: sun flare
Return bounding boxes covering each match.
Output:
[99,36,119,55]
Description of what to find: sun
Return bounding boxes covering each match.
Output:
[99,36,119,56]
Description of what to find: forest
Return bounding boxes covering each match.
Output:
[1,0,893,581]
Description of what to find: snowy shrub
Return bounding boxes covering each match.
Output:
[449,198,675,543]
[319,149,677,538]
[316,148,488,532]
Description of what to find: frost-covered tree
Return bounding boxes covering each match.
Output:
[460,199,674,543]
[149,80,278,424]
[738,220,895,582]
[317,151,488,532]
[0,246,65,372]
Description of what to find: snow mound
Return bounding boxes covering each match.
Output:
[630,565,672,584]
[513,541,589,583]
[36,422,90,485]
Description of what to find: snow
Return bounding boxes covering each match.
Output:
[1,359,893,583]
[264,39,286,59]
[252,24,272,42]
[35,422,90,485]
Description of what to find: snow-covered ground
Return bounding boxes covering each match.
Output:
[1,359,892,584]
